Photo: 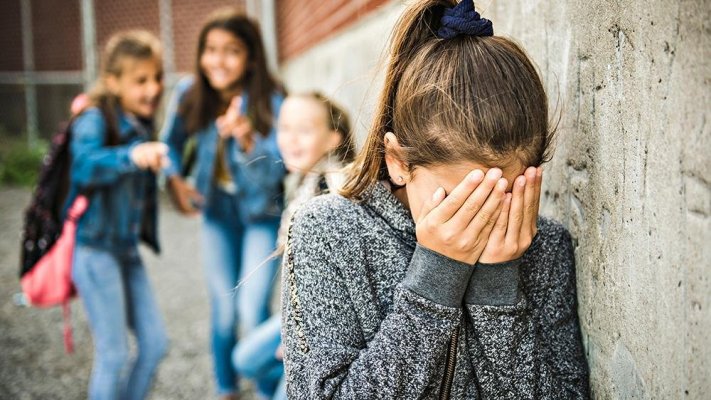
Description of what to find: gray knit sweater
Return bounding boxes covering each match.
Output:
[281,182,590,399]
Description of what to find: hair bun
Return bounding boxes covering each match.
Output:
[437,0,493,39]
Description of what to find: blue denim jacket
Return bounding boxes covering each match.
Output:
[161,77,285,223]
[66,107,160,252]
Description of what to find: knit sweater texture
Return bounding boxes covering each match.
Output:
[281,181,590,399]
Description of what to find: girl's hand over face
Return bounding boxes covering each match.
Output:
[216,96,255,152]
[479,166,542,264]
[167,175,203,216]
[416,168,508,264]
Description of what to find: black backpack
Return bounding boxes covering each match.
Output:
[19,111,118,279]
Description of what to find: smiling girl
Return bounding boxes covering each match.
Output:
[161,9,285,399]
[68,30,169,400]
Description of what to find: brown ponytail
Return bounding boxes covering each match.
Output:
[341,0,553,199]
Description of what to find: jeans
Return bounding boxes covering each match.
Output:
[72,244,168,400]
[202,187,280,395]
[232,314,286,400]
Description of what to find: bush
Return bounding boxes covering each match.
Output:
[0,138,48,187]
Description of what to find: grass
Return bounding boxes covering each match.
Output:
[0,135,48,187]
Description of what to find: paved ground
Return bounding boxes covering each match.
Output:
[0,186,258,399]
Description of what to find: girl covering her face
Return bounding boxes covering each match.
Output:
[281,1,589,399]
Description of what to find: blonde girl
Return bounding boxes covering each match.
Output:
[69,31,169,400]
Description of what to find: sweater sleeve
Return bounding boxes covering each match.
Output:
[70,108,138,189]
[282,199,474,399]
[463,224,590,399]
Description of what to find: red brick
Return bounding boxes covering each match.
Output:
[277,0,389,61]
[32,0,82,71]
[0,0,25,71]
[95,0,160,51]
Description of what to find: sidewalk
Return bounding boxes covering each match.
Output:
[0,187,257,399]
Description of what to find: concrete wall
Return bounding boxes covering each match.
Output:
[280,1,406,146]
[279,0,710,397]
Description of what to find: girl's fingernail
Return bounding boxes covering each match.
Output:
[536,166,543,177]
[488,168,503,179]
[433,187,444,200]
[497,178,508,190]
[517,176,526,187]
[469,170,485,182]
[526,167,536,179]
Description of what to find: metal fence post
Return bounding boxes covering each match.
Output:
[20,0,38,146]
[159,0,176,85]
[80,0,98,92]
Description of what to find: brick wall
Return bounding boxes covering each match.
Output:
[0,0,24,71]
[95,0,161,50]
[32,0,82,71]
[276,0,390,62]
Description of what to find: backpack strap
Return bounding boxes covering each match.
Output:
[63,301,73,354]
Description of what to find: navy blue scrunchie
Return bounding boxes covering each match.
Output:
[437,0,494,39]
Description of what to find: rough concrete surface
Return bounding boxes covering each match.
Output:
[281,0,710,398]
[0,187,259,399]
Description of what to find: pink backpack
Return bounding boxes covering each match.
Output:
[20,195,88,353]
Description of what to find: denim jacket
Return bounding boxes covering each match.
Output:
[161,76,285,223]
[67,107,159,253]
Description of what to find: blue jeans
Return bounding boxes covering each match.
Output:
[72,244,168,400]
[202,187,280,395]
[232,314,286,400]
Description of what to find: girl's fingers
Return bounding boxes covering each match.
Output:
[233,117,252,139]
[479,198,505,243]
[465,177,507,235]
[506,175,526,244]
[449,168,503,229]
[230,96,243,113]
[225,97,241,119]
[136,152,147,168]
[188,187,205,205]
[417,187,445,224]
[520,167,538,236]
[521,167,538,236]
[216,116,229,137]
[488,192,512,243]
[428,169,485,223]
[533,167,543,231]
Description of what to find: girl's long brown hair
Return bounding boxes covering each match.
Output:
[341,0,554,199]
[181,8,283,136]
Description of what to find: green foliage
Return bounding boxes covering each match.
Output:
[0,137,48,187]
